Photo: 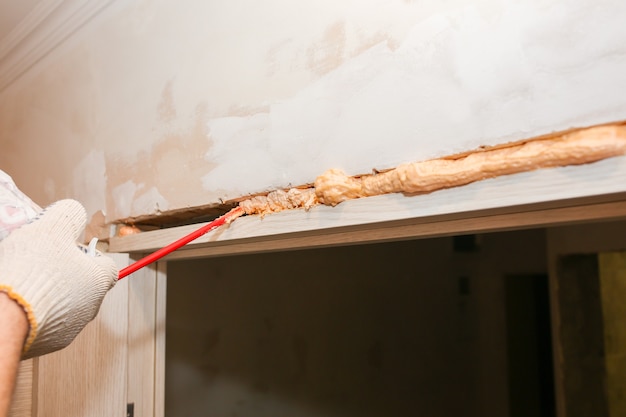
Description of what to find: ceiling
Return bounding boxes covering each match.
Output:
[0,0,108,92]
[0,0,43,42]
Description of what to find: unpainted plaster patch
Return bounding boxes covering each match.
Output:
[73,150,107,224]
[225,104,271,118]
[43,178,56,202]
[85,210,108,243]
[202,112,276,197]
[158,80,177,123]
[353,31,399,56]
[106,102,216,221]
[132,186,169,215]
[307,20,347,75]
[111,179,141,219]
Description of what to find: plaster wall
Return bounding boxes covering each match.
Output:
[0,0,625,223]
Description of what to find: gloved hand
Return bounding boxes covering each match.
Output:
[0,199,118,359]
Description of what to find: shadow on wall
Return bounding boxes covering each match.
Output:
[165,230,549,417]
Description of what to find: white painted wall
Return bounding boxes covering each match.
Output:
[0,0,625,223]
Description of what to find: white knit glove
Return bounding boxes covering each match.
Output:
[0,199,118,359]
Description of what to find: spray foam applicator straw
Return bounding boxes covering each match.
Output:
[116,206,244,279]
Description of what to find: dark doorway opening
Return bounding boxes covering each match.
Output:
[505,274,556,417]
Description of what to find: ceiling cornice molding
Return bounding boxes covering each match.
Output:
[0,0,116,93]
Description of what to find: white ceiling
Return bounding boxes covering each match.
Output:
[0,0,109,92]
[0,0,44,42]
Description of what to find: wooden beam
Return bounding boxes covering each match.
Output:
[144,199,626,261]
[109,156,626,260]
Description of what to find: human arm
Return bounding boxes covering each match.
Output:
[0,199,118,413]
[0,292,28,417]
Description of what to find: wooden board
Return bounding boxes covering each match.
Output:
[155,262,167,417]
[127,259,157,417]
[547,222,626,417]
[598,251,626,416]
[34,254,129,417]
[8,360,33,417]
[110,155,626,259]
[126,259,166,417]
